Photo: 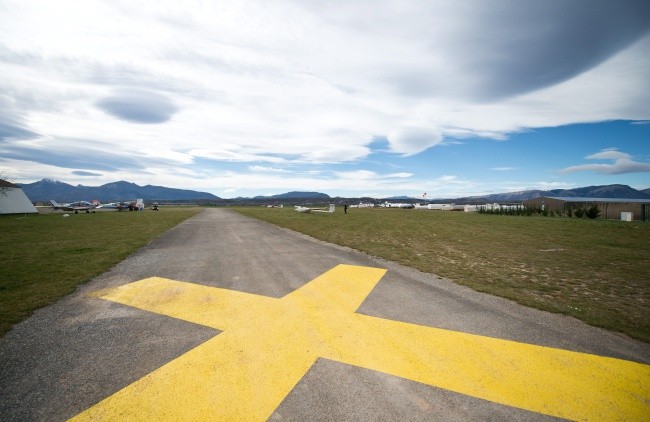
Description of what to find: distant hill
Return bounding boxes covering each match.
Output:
[19,180,649,204]
[20,179,220,202]
[255,191,331,200]
[428,184,650,204]
[544,184,649,199]
[384,196,413,200]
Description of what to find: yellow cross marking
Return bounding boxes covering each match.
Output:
[73,264,649,421]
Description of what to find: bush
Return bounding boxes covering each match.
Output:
[574,208,585,218]
[586,205,600,219]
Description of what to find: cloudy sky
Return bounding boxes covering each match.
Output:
[1,0,649,198]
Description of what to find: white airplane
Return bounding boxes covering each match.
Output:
[294,204,335,213]
[50,200,100,213]
[97,201,130,211]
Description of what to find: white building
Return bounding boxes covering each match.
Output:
[0,180,38,214]
[351,202,375,208]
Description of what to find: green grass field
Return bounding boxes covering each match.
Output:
[2,206,648,342]
[234,207,650,342]
[0,207,201,337]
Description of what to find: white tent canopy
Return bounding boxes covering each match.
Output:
[0,180,38,214]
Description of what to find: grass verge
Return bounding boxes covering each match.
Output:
[0,207,202,337]
[234,207,650,342]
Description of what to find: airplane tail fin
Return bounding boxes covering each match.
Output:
[329,204,335,213]
[50,200,60,208]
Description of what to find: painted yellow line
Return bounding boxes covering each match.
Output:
[72,264,650,421]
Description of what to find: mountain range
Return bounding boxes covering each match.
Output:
[17,179,650,204]
[429,184,650,204]
[252,191,330,200]
[19,179,220,202]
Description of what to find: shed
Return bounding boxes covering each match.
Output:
[0,180,38,214]
[523,196,650,221]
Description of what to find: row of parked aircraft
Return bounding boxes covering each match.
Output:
[50,199,148,213]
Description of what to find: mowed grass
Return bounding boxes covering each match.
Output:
[235,207,650,342]
[0,207,202,337]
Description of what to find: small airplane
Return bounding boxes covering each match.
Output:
[97,201,129,211]
[294,204,335,213]
[50,200,100,213]
[98,199,145,211]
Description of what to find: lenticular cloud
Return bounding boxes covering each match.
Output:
[96,90,178,124]
[387,127,443,156]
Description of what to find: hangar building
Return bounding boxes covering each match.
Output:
[0,179,38,215]
[524,197,649,221]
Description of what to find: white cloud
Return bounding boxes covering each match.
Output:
[0,0,649,196]
[334,170,413,180]
[334,170,378,180]
[387,126,443,156]
[586,149,630,161]
[561,149,650,175]
[302,145,370,163]
[188,148,286,164]
[535,181,574,188]
[248,165,291,173]
[387,172,413,178]
[490,167,519,171]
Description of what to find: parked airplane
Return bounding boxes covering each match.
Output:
[294,204,335,213]
[97,202,129,211]
[50,200,100,213]
[97,199,145,211]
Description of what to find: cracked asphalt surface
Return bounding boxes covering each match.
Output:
[1,208,648,421]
